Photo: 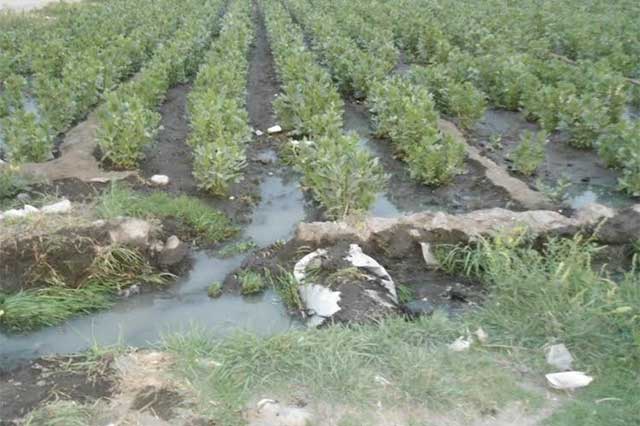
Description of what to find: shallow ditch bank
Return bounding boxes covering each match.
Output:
[0,217,188,294]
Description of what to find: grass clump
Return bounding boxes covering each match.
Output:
[0,246,169,332]
[97,183,236,243]
[207,282,223,298]
[396,284,416,304]
[510,130,547,176]
[266,267,304,312]
[238,270,265,296]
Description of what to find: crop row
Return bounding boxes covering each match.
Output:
[96,0,225,169]
[262,0,386,218]
[0,0,208,164]
[310,0,487,131]
[187,0,254,195]
[328,0,640,195]
[284,0,466,186]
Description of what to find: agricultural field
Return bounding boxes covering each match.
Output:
[0,0,639,425]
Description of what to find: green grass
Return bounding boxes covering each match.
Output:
[265,267,304,311]
[0,247,170,332]
[397,283,417,304]
[163,316,536,425]
[159,233,640,425]
[439,234,640,425]
[97,183,237,243]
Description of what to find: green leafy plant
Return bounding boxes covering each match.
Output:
[510,130,547,176]
[192,143,247,195]
[557,92,611,149]
[238,270,265,296]
[0,74,26,117]
[297,133,387,218]
[370,77,465,185]
[97,93,160,169]
[535,175,572,203]
[0,166,31,204]
[207,282,223,298]
[596,120,640,169]
[1,111,53,163]
[218,241,257,258]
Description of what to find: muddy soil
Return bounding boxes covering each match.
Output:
[0,224,108,293]
[344,101,517,213]
[469,109,637,208]
[0,356,114,424]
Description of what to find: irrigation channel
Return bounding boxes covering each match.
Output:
[0,2,410,366]
[0,0,637,367]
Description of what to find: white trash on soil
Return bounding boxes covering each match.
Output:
[420,242,440,269]
[546,371,593,390]
[293,244,397,327]
[248,399,313,426]
[40,199,72,214]
[255,129,264,136]
[448,336,472,352]
[474,327,489,344]
[150,174,170,186]
[294,249,340,327]
[546,344,574,371]
[345,244,397,302]
[267,125,282,134]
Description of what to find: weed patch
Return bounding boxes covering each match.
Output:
[97,183,236,243]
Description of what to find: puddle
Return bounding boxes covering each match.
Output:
[566,186,635,210]
[244,174,308,246]
[0,174,308,365]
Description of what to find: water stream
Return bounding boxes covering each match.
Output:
[0,172,308,365]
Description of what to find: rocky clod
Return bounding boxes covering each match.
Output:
[295,204,640,255]
[109,218,153,248]
[158,235,189,267]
